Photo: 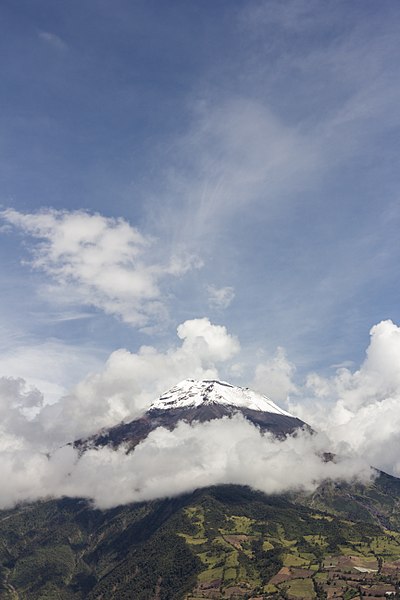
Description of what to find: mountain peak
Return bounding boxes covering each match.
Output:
[149,378,294,416]
[75,378,306,455]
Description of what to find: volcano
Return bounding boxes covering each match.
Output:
[74,378,308,453]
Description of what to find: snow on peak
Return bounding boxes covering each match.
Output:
[149,379,294,417]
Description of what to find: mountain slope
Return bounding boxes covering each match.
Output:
[1,479,400,599]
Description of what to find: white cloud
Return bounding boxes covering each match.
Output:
[0,413,372,510]
[177,317,239,363]
[1,208,201,327]
[252,347,297,404]
[207,285,235,309]
[57,417,372,509]
[290,320,400,477]
[38,31,68,51]
[0,377,43,436]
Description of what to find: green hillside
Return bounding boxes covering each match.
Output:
[1,476,400,599]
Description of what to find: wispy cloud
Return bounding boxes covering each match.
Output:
[147,57,400,367]
[207,285,235,310]
[159,98,320,250]
[38,31,68,51]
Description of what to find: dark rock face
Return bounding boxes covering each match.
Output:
[74,403,308,453]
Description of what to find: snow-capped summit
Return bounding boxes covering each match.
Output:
[150,378,294,417]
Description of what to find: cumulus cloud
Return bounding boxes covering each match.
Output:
[207,285,235,310]
[21,317,240,444]
[177,318,239,363]
[1,208,201,327]
[252,347,298,404]
[290,320,400,477]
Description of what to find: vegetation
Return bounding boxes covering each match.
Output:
[0,475,400,598]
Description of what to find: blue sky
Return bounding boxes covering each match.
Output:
[1,0,400,400]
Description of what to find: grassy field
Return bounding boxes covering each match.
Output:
[285,577,315,598]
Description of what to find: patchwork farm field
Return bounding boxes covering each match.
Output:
[181,494,400,599]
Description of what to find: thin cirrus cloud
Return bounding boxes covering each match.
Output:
[38,31,68,51]
[158,98,321,250]
[156,5,400,250]
[1,208,201,328]
[207,285,235,310]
